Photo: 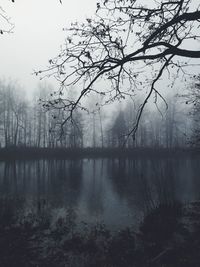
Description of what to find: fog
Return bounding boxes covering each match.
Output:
[0,0,199,100]
[0,0,96,97]
[0,1,200,266]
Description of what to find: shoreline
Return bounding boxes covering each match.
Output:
[0,147,199,160]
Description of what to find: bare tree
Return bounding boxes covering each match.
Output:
[185,75,200,146]
[37,0,200,141]
[111,110,127,147]
[0,1,14,35]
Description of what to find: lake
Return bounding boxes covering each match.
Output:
[0,156,200,230]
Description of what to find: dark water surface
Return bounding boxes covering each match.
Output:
[0,156,200,230]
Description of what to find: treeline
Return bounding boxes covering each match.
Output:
[0,79,196,149]
[0,80,83,148]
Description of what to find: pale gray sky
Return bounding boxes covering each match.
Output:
[0,0,199,101]
[0,0,96,97]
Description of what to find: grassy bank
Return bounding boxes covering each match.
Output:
[0,201,200,266]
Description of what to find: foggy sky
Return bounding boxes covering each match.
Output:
[0,0,96,98]
[0,0,199,100]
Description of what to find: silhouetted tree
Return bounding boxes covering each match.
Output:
[37,0,200,141]
[0,80,27,147]
[0,1,14,35]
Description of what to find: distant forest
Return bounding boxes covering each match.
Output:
[0,77,199,149]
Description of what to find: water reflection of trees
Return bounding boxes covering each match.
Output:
[82,159,105,218]
[45,159,83,208]
[0,157,200,229]
[0,160,83,218]
[107,158,196,214]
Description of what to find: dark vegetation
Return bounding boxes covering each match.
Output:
[0,199,200,267]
